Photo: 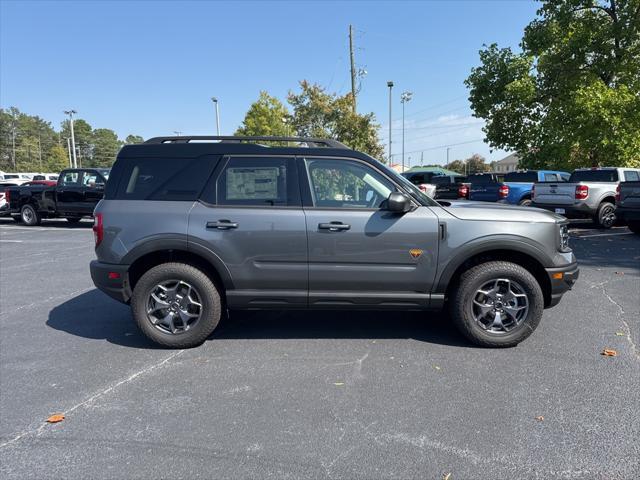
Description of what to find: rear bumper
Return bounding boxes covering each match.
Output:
[616,207,640,223]
[545,262,579,308]
[531,202,593,218]
[90,260,131,304]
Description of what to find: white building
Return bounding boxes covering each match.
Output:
[493,153,520,173]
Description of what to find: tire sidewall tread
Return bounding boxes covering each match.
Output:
[130,262,222,348]
[449,261,544,348]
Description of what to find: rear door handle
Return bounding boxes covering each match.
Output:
[318,222,350,232]
[206,220,239,230]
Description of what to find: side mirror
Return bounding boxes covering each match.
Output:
[385,192,412,213]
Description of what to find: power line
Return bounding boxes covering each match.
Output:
[390,138,485,157]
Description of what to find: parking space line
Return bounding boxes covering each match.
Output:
[0,240,23,243]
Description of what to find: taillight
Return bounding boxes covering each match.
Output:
[4,190,9,203]
[615,184,621,203]
[458,185,469,198]
[418,185,427,193]
[498,185,509,199]
[531,184,535,200]
[93,213,103,247]
[575,185,589,200]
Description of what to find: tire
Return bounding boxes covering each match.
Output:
[130,263,222,348]
[20,204,41,226]
[628,221,640,235]
[449,261,544,348]
[595,202,616,229]
[66,217,82,223]
[518,198,532,207]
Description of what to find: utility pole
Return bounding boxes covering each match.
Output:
[420,151,424,166]
[387,81,393,161]
[400,91,413,173]
[38,133,43,172]
[349,24,357,113]
[64,110,77,168]
[211,97,221,135]
[10,111,16,170]
[173,131,183,137]
[66,138,72,167]
[446,147,450,167]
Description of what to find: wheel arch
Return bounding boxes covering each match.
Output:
[436,245,553,308]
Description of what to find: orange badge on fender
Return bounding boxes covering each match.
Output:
[409,249,423,259]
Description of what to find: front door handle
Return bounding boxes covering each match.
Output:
[206,220,239,230]
[318,222,350,232]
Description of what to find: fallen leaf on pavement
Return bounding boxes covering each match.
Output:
[614,271,625,275]
[434,366,441,370]
[333,382,344,386]
[601,349,617,357]
[46,414,65,423]
[615,332,626,336]
[442,473,452,480]
[535,416,544,421]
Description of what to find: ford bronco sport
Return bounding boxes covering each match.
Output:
[90,136,579,348]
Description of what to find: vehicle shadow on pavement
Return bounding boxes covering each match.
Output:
[47,289,161,349]
[0,218,93,229]
[47,289,472,348]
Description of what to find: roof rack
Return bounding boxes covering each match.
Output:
[143,136,349,149]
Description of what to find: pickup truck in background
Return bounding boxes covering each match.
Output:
[432,175,468,199]
[616,178,640,234]
[531,167,640,229]
[8,168,110,226]
[468,170,569,206]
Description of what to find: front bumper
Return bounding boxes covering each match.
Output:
[545,262,579,307]
[90,260,131,303]
[531,202,593,219]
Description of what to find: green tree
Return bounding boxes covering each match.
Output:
[288,81,386,161]
[61,118,93,166]
[235,91,291,137]
[125,134,144,144]
[447,160,466,174]
[92,128,122,167]
[465,0,640,170]
[46,144,70,172]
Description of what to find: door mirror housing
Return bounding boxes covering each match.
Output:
[384,192,413,213]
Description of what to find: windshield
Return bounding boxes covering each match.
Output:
[377,162,439,206]
[569,170,618,182]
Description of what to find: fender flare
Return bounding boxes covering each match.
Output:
[433,236,553,294]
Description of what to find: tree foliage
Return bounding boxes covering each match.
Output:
[288,81,386,160]
[447,154,491,174]
[235,91,290,138]
[466,0,640,169]
[0,107,143,172]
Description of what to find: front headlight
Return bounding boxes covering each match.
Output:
[558,223,571,252]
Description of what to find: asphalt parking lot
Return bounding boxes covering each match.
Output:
[0,218,638,479]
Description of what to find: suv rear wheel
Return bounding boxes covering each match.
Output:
[131,263,222,348]
[449,261,544,347]
[595,202,616,229]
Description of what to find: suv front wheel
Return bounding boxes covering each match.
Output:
[449,261,544,347]
[131,263,222,348]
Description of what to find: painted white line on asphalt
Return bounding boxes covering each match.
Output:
[575,232,634,239]
[0,350,184,449]
[0,240,23,243]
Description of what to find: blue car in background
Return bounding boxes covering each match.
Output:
[468,170,570,206]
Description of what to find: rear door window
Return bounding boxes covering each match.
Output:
[215,157,298,207]
[569,170,619,182]
[60,171,80,186]
[115,156,218,201]
[543,173,559,182]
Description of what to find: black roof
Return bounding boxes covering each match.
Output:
[119,136,373,161]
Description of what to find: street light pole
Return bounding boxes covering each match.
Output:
[66,137,72,167]
[64,110,77,168]
[387,81,393,162]
[400,91,413,173]
[447,147,450,167]
[211,97,221,136]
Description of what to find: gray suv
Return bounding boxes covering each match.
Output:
[90,136,579,348]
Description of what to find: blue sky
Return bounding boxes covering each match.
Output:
[0,0,538,164]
